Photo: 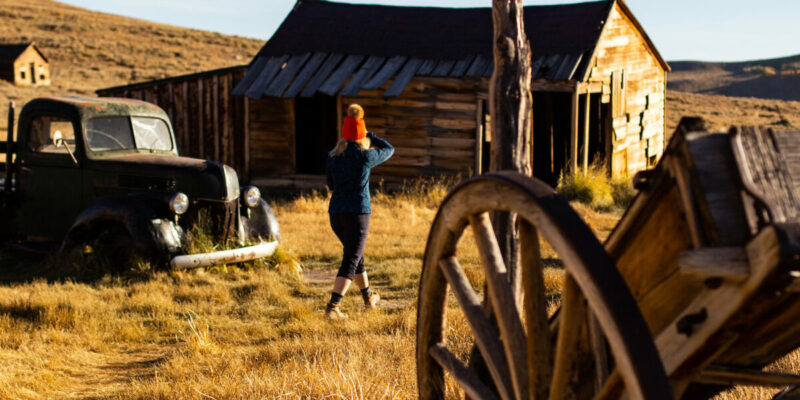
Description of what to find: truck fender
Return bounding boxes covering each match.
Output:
[61,195,183,256]
[240,198,280,242]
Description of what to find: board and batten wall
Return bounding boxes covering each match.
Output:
[587,2,667,177]
[97,66,251,180]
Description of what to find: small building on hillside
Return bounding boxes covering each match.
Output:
[98,0,669,188]
[0,43,51,86]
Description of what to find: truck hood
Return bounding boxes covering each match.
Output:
[89,154,239,202]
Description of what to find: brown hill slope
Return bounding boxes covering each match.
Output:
[669,54,800,102]
[0,0,263,126]
[667,91,800,134]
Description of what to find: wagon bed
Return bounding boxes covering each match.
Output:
[416,117,800,399]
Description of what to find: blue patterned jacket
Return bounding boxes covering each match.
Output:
[326,132,394,214]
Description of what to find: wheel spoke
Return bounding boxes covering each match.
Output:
[439,256,515,400]
[520,220,553,400]
[470,213,530,400]
[429,343,501,400]
[549,275,587,400]
[595,370,623,400]
[589,311,610,395]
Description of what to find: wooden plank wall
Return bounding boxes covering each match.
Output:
[587,2,667,178]
[247,97,295,177]
[343,76,481,183]
[98,68,250,180]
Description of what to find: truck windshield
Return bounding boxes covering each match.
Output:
[86,117,172,152]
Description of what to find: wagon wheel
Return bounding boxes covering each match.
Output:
[417,172,673,400]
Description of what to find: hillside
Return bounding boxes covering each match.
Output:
[669,54,800,101]
[0,0,263,128]
[666,91,800,134]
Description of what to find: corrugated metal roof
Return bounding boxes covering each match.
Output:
[234,0,614,99]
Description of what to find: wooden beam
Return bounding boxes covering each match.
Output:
[475,99,483,175]
[583,91,591,172]
[531,79,578,93]
[698,365,800,387]
[570,89,579,173]
[679,247,749,283]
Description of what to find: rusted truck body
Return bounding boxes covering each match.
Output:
[0,96,279,268]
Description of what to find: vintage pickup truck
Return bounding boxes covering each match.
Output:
[0,96,279,269]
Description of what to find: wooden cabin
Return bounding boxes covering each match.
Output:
[0,43,51,87]
[98,0,668,188]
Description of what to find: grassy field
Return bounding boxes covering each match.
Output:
[0,179,613,399]
[0,180,795,399]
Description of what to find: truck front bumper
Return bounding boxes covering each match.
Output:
[169,240,279,269]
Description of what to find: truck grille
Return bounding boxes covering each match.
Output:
[183,199,239,242]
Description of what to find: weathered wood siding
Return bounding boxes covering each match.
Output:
[97,67,251,180]
[588,3,667,177]
[343,76,481,182]
[247,97,295,177]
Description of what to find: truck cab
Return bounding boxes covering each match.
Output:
[1,97,279,268]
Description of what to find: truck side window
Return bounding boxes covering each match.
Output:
[28,116,75,154]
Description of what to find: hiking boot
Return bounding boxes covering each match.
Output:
[325,303,348,320]
[364,292,380,309]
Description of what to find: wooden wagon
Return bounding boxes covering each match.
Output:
[416,117,800,399]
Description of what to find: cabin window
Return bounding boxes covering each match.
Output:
[20,70,25,80]
[40,74,46,81]
[294,94,338,175]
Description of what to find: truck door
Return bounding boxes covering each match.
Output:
[17,114,83,241]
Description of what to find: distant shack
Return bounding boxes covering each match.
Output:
[98,0,669,188]
[0,43,51,87]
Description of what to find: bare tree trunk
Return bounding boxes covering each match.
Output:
[490,0,533,293]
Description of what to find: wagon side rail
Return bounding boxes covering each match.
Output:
[607,117,800,398]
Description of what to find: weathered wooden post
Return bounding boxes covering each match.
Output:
[490,0,533,293]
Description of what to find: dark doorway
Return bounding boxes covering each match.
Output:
[30,63,36,84]
[294,94,338,175]
[587,94,610,169]
[532,91,572,187]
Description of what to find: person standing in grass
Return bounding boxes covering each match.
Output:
[324,104,394,320]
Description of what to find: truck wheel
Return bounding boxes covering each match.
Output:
[61,224,149,274]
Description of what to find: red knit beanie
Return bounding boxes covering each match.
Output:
[342,104,366,141]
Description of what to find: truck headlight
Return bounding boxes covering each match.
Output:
[169,192,189,215]
[242,186,261,208]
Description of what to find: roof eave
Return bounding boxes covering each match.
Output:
[578,0,615,82]
[615,0,670,72]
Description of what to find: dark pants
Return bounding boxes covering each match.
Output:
[329,213,370,280]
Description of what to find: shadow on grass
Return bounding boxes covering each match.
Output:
[0,248,154,285]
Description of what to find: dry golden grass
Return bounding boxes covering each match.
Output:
[0,182,798,399]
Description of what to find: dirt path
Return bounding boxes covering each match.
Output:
[56,346,166,399]
[303,268,405,311]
